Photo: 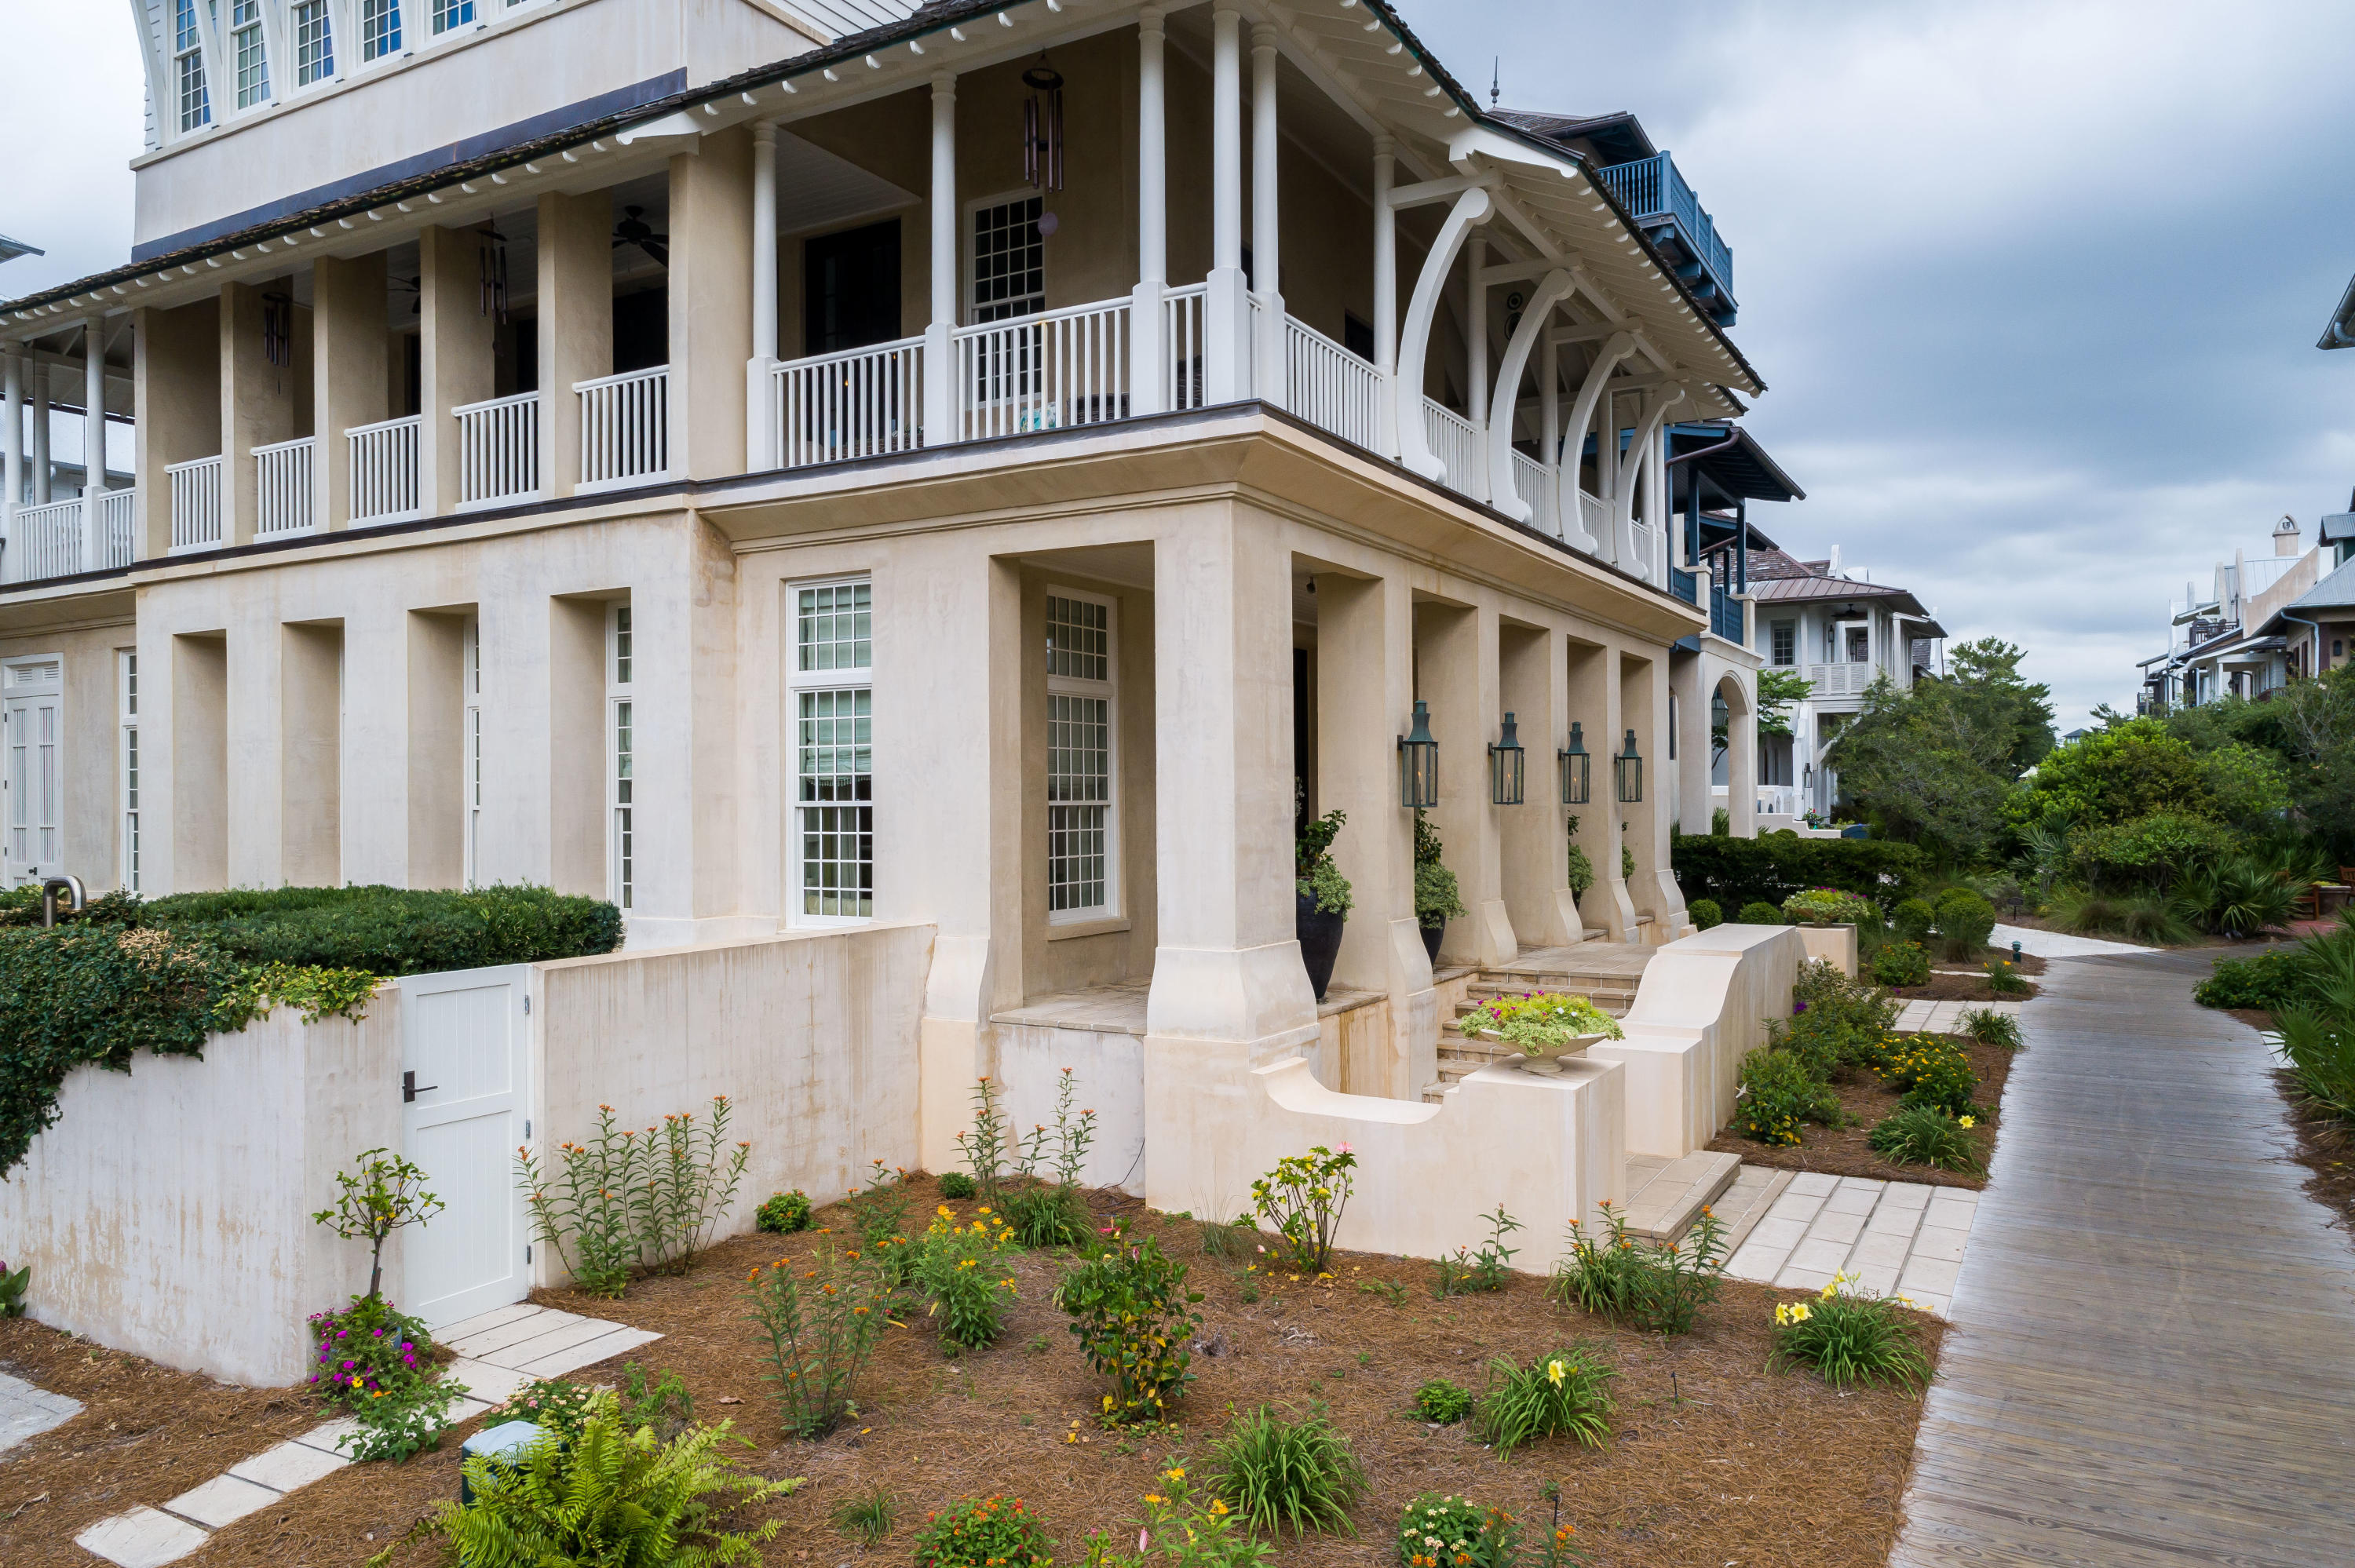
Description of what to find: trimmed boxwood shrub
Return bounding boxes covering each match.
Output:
[144,884,623,973]
[1736,901,1785,925]
[1670,833,1926,915]
[1932,888,1998,954]
[1688,898,1723,930]
[2194,948,2318,1013]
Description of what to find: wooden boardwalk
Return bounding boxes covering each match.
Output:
[1890,950,2355,1566]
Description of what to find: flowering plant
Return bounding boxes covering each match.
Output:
[915,1203,1021,1350]
[1083,1468,1272,1566]
[1458,991,1624,1056]
[745,1234,893,1438]
[914,1494,1057,1568]
[1767,1273,1931,1391]
[1054,1220,1202,1424]
[1396,1493,1505,1568]
[1780,887,1877,927]
[308,1296,436,1413]
[1251,1145,1356,1274]
[0,1258,27,1318]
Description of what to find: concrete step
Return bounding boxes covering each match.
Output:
[1619,1150,1743,1243]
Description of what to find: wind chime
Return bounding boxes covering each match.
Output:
[261,290,293,392]
[477,224,510,324]
[1022,55,1064,193]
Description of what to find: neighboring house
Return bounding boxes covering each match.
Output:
[1742,546,1946,819]
[2137,515,2332,712]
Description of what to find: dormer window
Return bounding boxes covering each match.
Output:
[173,0,210,130]
[361,0,403,62]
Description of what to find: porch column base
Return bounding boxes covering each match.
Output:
[1145,939,1320,1069]
[744,357,779,472]
[922,323,955,444]
[1203,268,1251,403]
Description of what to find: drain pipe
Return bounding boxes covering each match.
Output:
[39,873,86,928]
[2280,608,2325,682]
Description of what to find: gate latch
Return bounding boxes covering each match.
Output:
[402,1070,440,1104]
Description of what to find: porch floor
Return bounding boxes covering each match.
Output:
[1487,941,1659,983]
[992,979,1386,1036]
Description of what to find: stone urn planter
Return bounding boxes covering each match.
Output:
[1297,892,1345,1002]
[1464,1026,1612,1072]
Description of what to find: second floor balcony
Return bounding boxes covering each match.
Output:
[1594,152,1736,327]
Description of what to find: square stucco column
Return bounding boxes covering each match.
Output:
[1671,650,1709,839]
[1723,664,1758,839]
[219,280,295,548]
[1418,598,1516,966]
[1314,567,1434,1099]
[1501,622,1576,948]
[1619,651,1685,939]
[537,189,612,501]
[311,252,388,531]
[132,298,219,560]
[1570,640,1634,941]
[1142,509,1318,1063]
[668,129,754,482]
[418,226,497,518]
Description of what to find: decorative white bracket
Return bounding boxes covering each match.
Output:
[1484,268,1575,522]
[1393,187,1492,483]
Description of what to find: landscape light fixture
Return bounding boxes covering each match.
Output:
[1397,699,1439,808]
[1558,721,1591,805]
[1615,728,1643,803]
[1489,711,1525,805]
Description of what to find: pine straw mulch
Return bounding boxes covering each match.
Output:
[1,1179,1944,1568]
[2273,1069,2355,1242]
[1881,948,2044,1005]
[1706,1034,2016,1191]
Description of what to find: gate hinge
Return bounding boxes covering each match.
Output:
[524,1118,532,1139]
[523,995,531,1014]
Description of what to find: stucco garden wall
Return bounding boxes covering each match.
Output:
[1588,923,1805,1158]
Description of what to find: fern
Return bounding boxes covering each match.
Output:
[367,1391,798,1567]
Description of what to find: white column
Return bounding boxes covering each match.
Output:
[83,317,107,571]
[1466,235,1487,430]
[923,73,958,441]
[1539,330,1560,536]
[1372,135,1397,457]
[29,360,49,505]
[746,121,779,471]
[2,345,20,539]
[1205,4,1249,403]
[1250,23,1284,408]
[1129,6,1168,418]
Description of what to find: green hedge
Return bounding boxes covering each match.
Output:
[143,884,623,975]
[2193,949,2317,1014]
[1670,834,1926,915]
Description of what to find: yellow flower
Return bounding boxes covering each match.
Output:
[1166,1467,1185,1481]
[1546,1358,1566,1387]
[1959,1114,1977,1129]
[1210,1499,1229,1516]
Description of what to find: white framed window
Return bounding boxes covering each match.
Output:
[231,0,269,108]
[433,0,476,33]
[119,651,140,892]
[1045,589,1116,921]
[968,193,1045,325]
[1769,620,1795,667]
[361,0,403,62]
[462,617,483,889]
[607,604,633,910]
[790,578,872,923]
[173,0,210,131]
[2,656,64,888]
[293,1,334,84]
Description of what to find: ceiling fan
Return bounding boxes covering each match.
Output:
[613,206,669,268]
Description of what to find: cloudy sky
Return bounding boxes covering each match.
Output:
[8,2,2354,728]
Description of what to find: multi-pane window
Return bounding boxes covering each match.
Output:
[173,0,210,130]
[433,0,476,32]
[120,653,140,892]
[1045,592,1115,919]
[232,0,268,108]
[462,617,483,889]
[608,605,633,911]
[971,197,1045,323]
[1769,620,1795,667]
[361,0,403,61]
[293,1,334,84]
[792,578,872,921]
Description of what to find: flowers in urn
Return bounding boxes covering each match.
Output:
[1459,991,1625,1058]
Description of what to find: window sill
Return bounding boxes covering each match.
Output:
[1046,914,1130,943]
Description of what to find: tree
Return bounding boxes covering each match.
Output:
[312,1148,445,1305]
[1716,667,1813,769]
[1825,673,2015,862]
[1943,639,2057,774]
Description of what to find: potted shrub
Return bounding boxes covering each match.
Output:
[1295,810,1353,1001]
[1414,811,1468,965]
[1458,991,1624,1070]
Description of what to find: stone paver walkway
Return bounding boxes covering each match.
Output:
[0,1367,82,1453]
[75,1304,658,1566]
[1723,1172,1978,1317]
[1890,950,2355,1566]
[1893,997,2022,1034]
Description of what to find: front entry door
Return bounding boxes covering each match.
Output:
[2,656,63,889]
[399,964,532,1330]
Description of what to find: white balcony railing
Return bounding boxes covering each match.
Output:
[1421,399,1481,497]
[775,337,924,470]
[1756,785,1802,818]
[254,436,316,537]
[97,488,137,570]
[167,455,225,552]
[1280,316,1379,450]
[578,366,669,489]
[1163,283,1208,412]
[955,298,1128,442]
[7,498,85,582]
[455,390,541,507]
[1808,661,1873,698]
[349,415,422,525]
[1510,449,1557,534]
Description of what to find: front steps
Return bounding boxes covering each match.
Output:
[1421,944,1656,1105]
[1621,1150,1743,1242]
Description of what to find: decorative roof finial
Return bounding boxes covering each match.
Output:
[1490,57,1500,108]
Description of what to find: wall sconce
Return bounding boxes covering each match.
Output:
[1489,711,1525,805]
[1615,728,1643,803]
[1397,699,1439,808]
[1558,720,1590,806]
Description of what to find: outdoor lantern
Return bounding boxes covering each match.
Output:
[1489,712,1526,806]
[1397,699,1440,808]
[1615,728,1644,803]
[1558,721,1591,806]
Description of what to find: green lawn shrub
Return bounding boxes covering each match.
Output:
[1781,888,1879,927]
[1207,1404,1367,1537]
[937,1171,978,1200]
[1872,941,1930,987]
[1053,1219,1202,1424]
[1732,1050,1841,1146]
[1867,1104,1984,1175]
[145,883,622,973]
[1932,888,1998,957]
[1412,1380,1473,1424]
[1473,1347,1616,1458]
[1768,1282,1933,1391]
[1892,897,1938,942]
[1736,901,1785,925]
[1688,898,1723,929]
[755,1190,812,1234]
[916,1205,1020,1351]
[2194,946,2318,1012]
[1670,833,1926,913]
[1879,1034,1979,1117]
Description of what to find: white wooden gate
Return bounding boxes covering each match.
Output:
[399,964,533,1330]
[2,655,64,888]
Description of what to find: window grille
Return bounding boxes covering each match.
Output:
[608,605,633,910]
[971,197,1045,324]
[173,0,210,129]
[462,617,482,889]
[294,1,334,83]
[792,579,873,921]
[1769,620,1795,667]
[1045,592,1115,919]
[361,0,403,61]
[232,0,268,107]
[433,1,476,32]
[120,652,140,892]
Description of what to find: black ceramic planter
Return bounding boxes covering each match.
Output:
[1420,922,1444,967]
[1297,892,1345,1001]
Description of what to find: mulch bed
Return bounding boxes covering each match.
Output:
[1,1180,1944,1568]
[1707,1034,2016,1191]
[1882,972,2041,1004]
[2274,1075,2355,1238]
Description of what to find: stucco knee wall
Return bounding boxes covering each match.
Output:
[1586,923,1804,1159]
[0,992,402,1387]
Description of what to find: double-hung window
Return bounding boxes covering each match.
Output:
[361,0,403,61]
[173,0,210,130]
[1045,590,1116,921]
[432,0,476,33]
[968,196,1046,410]
[293,0,334,84]
[790,579,872,921]
[607,605,633,911]
[462,617,484,889]
[230,0,268,108]
[119,652,140,892]
[1769,619,1795,668]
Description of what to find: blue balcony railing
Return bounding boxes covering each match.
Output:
[1670,566,1697,605]
[1710,579,1741,643]
[1594,152,1735,318]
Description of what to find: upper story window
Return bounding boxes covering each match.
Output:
[971,196,1044,324]
[232,0,268,108]
[1769,620,1795,667]
[173,0,210,131]
[361,0,403,62]
[433,1,476,33]
[1844,625,1869,663]
[293,1,334,84]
